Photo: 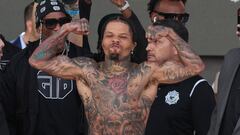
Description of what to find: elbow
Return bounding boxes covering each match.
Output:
[28,57,44,70]
[28,57,38,69]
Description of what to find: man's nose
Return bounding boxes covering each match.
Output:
[112,37,120,43]
[146,43,153,51]
[53,23,61,31]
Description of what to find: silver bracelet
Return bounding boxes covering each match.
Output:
[118,0,130,11]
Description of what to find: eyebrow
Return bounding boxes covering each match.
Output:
[104,31,130,35]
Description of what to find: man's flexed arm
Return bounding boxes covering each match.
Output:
[29,18,91,80]
[165,27,205,73]
[150,61,194,84]
[147,26,205,84]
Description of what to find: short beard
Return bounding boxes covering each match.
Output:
[110,53,119,61]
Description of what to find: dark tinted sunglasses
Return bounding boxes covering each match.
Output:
[153,11,189,24]
[42,17,72,29]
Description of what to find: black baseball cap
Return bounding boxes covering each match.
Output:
[153,19,189,42]
[35,0,70,28]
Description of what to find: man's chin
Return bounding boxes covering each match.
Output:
[110,53,119,61]
[147,61,155,64]
[147,57,156,63]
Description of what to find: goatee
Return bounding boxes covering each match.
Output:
[110,54,119,61]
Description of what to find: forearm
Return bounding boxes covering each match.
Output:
[126,10,147,63]
[168,36,205,74]
[121,8,132,18]
[29,28,68,67]
[79,0,92,20]
[153,61,202,84]
[162,64,195,84]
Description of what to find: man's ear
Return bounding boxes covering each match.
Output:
[172,45,178,56]
[26,20,33,32]
[132,42,137,50]
[150,12,158,23]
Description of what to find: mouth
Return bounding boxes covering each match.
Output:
[110,43,121,53]
[111,43,120,49]
[147,54,155,61]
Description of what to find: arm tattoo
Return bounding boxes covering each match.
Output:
[29,26,70,71]
[150,29,205,84]
[130,63,151,79]
[167,32,205,72]
[128,63,152,96]
[33,56,98,82]
[31,31,68,61]
[154,61,195,84]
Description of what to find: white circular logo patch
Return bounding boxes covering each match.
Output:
[165,90,179,105]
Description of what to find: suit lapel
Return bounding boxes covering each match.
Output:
[233,118,240,135]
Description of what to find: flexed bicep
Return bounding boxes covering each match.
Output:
[29,18,93,80]
[35,55,83,80]
[37,56,97,80]
[152,61,194,84]
[165,27,205,74]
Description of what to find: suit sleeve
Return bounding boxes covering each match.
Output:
[191,81,216,135]
[127,11,147,64]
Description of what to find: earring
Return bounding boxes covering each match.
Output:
[131,50,134,54]
[153,16,158,23]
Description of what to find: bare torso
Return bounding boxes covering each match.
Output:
[76,62,156,135]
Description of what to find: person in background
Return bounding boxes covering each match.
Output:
[148,0,188,24]
[0,1,91,135]
[0,34,20,135]
[0,34,20,71]
[0,36,4,61]
[11,2,39,49]
[207,9,240,135]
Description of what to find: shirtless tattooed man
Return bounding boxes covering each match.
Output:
[29,16,204,135]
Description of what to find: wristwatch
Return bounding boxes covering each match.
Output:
[118,0,130,11]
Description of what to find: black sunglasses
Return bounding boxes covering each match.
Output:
[153,11,189,24]
[42,17,72,30]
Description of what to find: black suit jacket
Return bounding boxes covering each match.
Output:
[208,48,240,135]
